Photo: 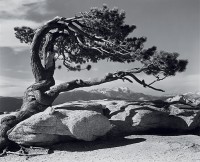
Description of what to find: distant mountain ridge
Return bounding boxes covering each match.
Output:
[53,90,109,105]
[0,87,171,112]
[2,90,200,113]
[89,87,166,101]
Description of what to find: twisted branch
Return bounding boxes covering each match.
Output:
[46,70,164,96]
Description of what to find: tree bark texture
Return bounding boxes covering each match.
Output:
[0,19,60,152]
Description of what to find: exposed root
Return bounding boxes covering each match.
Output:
[0,144,53,157]
[0,147,8,157]
[6,151,47,156]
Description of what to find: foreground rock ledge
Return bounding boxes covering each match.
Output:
[1,98,200,146]
[7,103,111,146]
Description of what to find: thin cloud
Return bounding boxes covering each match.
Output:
[0,19,40,47]
[16,70,30,74]
[0,47,33,80]
[0,84,17,88]
[0,75,33,96]
[0,0,50,47]
[0,0,48,19]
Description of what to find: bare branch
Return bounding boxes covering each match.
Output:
[148,76,167,86]
[50,18,135,58]
[67,22,104,42]
[46,70,165,96]
[124,73,165,92]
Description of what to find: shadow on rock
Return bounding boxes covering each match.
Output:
[50,137,146,152]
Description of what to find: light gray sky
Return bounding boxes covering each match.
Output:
[0,0,199,96]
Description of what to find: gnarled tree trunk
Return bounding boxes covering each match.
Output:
[0,19,60,151]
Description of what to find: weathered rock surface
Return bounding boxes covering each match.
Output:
[167,92,200,107]
[67,110,111,141]
[100,100,200,136]
[7,103,111,146]
[3,92,200,146]
[109,104,199,135]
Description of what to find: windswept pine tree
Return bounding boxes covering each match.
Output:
[0,5,188,151]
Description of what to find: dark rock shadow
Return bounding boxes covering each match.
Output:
[50,137,146,152]
[134,128,189,136]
